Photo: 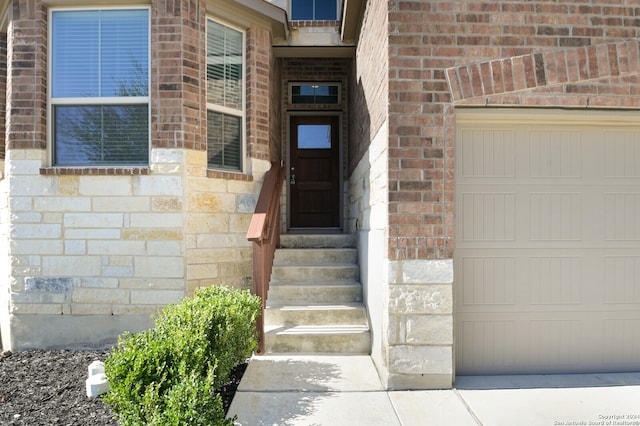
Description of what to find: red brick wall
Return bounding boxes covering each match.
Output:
[246,24,273,162]
[151,0,206,151]
[4,0,273,173]
[348,0,388,174]
[387,0,640,261]
[269,46,282,162]
[6,0,47,151]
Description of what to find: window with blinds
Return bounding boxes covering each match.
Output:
[207,19,244,172]
[50,9,150,166]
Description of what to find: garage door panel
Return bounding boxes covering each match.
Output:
[529,192,582,241]
[460,129,515,178]
[604,131,640,178]
[528,129,582,178]
[460,256,517,306]
[455,112,640,374]
[604,193,640,241]
[604,256,640,304]
[461,192,516,241]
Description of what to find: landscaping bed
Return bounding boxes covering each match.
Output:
[0,349,245,425]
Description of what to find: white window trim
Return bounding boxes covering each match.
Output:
[206,16,247,173]
[47,6,151,167]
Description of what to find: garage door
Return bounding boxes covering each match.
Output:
[455,109,640,375]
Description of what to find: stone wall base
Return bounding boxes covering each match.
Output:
[3,314,153,351]
[386,373,453,390]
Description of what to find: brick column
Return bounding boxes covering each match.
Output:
[151,0,206,151]
[6,0,47,152]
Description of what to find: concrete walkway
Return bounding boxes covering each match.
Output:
[227,355,640,426]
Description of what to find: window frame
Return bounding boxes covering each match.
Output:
[206,16,247,173]
[288,82,342,105]
[47,6,151,168]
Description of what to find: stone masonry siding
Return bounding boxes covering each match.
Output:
[347,0,390,385]
[388,0,640,262]
[0,32,6,162]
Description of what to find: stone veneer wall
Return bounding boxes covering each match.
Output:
[347,0,392,388]
[0,32,6,164]
[0,0,276,350]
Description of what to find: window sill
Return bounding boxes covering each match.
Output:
[207,169,253,181]
[290,20,340,28]
[40,167,151,176]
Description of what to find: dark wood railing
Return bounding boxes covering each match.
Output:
[246,161,285,354]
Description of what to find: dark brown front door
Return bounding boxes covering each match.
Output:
[290,115,340,228]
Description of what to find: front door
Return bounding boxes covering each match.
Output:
[289,115,340,229]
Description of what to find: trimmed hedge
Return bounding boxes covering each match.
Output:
[103,286,261,426]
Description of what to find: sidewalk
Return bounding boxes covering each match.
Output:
[227,355,640,426]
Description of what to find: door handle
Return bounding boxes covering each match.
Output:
[290,174,296,185]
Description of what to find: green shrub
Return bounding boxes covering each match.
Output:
[104,286,261,426]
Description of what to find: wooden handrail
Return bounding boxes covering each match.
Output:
[246,161,285,354]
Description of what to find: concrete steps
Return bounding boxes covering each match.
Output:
[264,234,370,354]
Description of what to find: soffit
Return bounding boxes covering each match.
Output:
[340,0,364,43]
[207,0,288,41]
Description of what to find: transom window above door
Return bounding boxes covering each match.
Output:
[289,83,341,105]
[291,0,338,20]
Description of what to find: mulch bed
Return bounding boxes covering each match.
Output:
[0,349,245,425]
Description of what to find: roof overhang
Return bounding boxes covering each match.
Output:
[208,0,288,41]
[273,45,355,58]
[0,0,9,33]
[340,0,365,43]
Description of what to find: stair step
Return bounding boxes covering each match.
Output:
[268,281,362,304]
[279,234,355,249]
[271,264,359,282]
[274,248,357,266]
[265,303,367,326]
[264,325,371,354]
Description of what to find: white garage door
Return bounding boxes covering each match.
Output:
[455,109,640,375]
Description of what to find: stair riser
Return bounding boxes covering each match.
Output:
[271,266,359,282]
[275,249,357,266]
[268,286,362,304]
[279,234,356,249]
[265,308,367,326]
[265,332,371,354]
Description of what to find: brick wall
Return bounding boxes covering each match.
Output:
[6,0,47,152]
[152,0,206,151]
[388,0,640,261]
[247,24,273,162]
[269,41,282,162]
[348,0,388,175]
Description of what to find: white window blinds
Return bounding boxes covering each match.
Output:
[51,9,149,166]
[207,19,244,171]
